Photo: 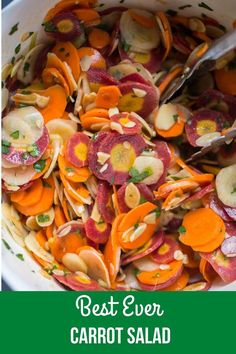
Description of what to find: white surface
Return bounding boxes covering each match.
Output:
[2,0,236,291]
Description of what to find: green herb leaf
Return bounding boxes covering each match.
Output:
[43,21,58,32]
[33,159,46,173]
[2,239,11,250]
[173,114,179,122]
[110,176,115,185]
[154,207,161,218]
[37,214,50,223]
[171,176,182,181]
[178,4,192,10]
[16,253,24,261]
[42,181,52,188]
[223,121,231,129]
[123,41,131,53]
[139,196,147,204]
[9,23,19,35]
[11,56,16,65]
[22,152,29,160]
[2,140,11,154]
[15,43,21,54]
[133,268,140,276]
[59,47,65,52]
[134,223,139,230]
[28,143,39,157]
[10,130,20,139]
[178,225,186,233]
[129,167,152,183]
[198,2,213,11]
[65,167,75,173]
[2,140,11,147]
[23,62,30,77]
[231,187,236,194]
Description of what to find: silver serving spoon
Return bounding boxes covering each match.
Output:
[161,29,236,104]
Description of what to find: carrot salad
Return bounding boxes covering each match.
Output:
[2,0,236,291]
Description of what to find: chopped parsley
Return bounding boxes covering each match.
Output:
[222,121,231,129]
[154,207,161,218]
[133,268,140,276]
[134,223,139,230]
[15,43,21,54]
[2,140,11,147]
[231,187,236,194]
[37,214,50,223]
[65,167,75,173]
[16,253,24,261]
[2,140,11,154]
[22,152,29,160]
[33,159,46,173]
[11,56,16,65]
[110,176,115,185]
[139,196,147,205]
[43,21,58,32]
[178,4,192,10]
[42,181,52,188]
[178,225,187,233]
[123,41,131,53]
[59,47,65,52]
[198,2,213,11]
[2,239,11,250]
[9,23,19,35]
[129,167,152,183]
[28,143,39,157]
[23,62,30,77]
[10,130,20,139]
[173,114,179,122]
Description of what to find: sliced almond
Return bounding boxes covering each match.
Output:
[62,253,88,273]
[132,88,147,97]
[174,250,184,261]
[143,211,157,224]
[43,135,62,179]
[97,152,110,165]
[189,18,206,32]
[132,156,164,185]
[108,107,119,117]
[80,55,93,72]
[90,200,101,223]
[125,183,140,209]
[155,103,178,131]
[195,132,221,147]
[110,121,124,134]
[133,256,159,271]
[124,121,136,128]
[99,163,108,173]
[26,216,41,231]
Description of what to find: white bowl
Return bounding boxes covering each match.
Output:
[2,0,236,290]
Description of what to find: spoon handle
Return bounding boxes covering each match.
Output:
[198,28,236,63]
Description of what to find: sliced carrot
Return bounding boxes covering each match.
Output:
[162,188,185,209]
[60,172,90,204]
[81,108,109,119]
[11,179,43,207]
[214,67,236,95]
[161,270,189,291]
[33,85,67,123]
[175,157,198,176]
[73,8,100,26]
[104,214,125,283]
[180,208,225,252]
[44,0,95,22]
[80,115,110,130]
[62,111,70,120]
[77,47,106,70]
[95,85,121,109]
[118,202,159,250]
[52,41,81,82]
[61,199,71,221]
[36,230,48,249]
[54,205,67,227]
[137,260,183,286]
[112,184,121,215]
[128,9,156,28]
[31,158,51,181]
[156,118,184,138]
[156,11,172,60]
[46,53,76,95]
[199,258,216,282]
[45,223,54,240]
[192,31,212,43]
[158,66,183,95]
[14,177,54,216]
[49,232,86,263]
[88,28,110,50]
[58,152,91,183]
[42,68,70,96]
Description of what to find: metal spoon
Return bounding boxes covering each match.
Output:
[160,29,236,104]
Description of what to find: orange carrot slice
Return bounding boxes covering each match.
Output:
[61,199,71,222]
[118,202,160,250]
[104,214,125,283]
[158,66,183,95]
[36,230,48,249]
[81,108,109,119]
[161,270,189,291]
[33,85,67,123]
[52,41,81,81]
[14,177,54,216]
[95,85,121,109]
[180,208,225,252]
[58,152,91,183]
[137,260,183,285]
[88,28,110,50]
[156,11,172,60]
[44,0,95,22]
[54,205,67,227]
[175,157,198,176]
[192,31,212,43]
[50,232,86,263]
[11,179,43,207]
[214,67,236,95]
[77,47,106,70]
[59,172,90,204]
[73,8,100,26]
[42,67,70,96]
[128,9,156,28]
[80,115,110,130]
[45,224,54,240]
